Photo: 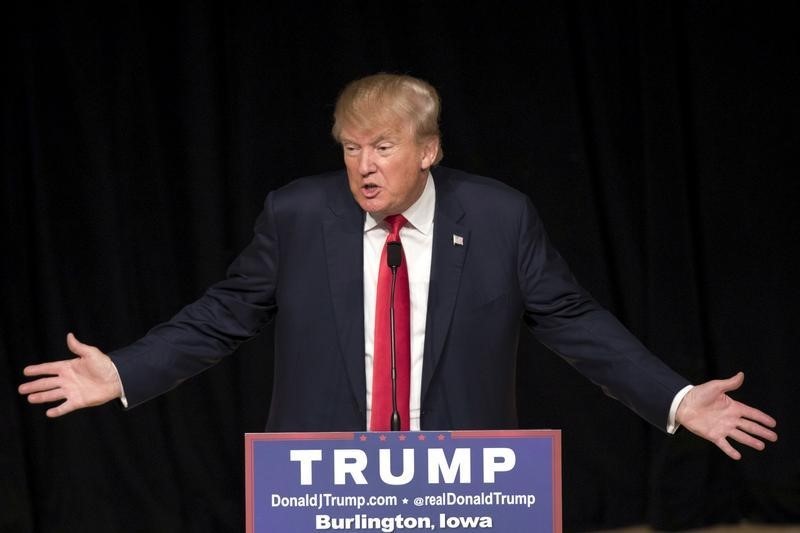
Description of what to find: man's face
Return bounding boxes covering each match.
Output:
[341,123,438,219]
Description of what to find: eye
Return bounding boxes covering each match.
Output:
[343,144,360,155]
[377,144,393,153]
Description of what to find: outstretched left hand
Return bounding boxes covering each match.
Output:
[676,372,777,460]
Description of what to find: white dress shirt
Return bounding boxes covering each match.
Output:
[363,173,435,431]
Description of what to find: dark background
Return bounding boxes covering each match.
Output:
[2,2,798,532]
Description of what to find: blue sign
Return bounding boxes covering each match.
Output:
[246,430,561,532]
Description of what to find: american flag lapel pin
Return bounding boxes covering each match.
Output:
[452,234,464,246]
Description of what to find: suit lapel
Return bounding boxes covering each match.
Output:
[421,170,468,403]
[322,178,367,415]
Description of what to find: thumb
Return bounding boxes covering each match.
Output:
[718,371,745,393]
[66,332,98,358]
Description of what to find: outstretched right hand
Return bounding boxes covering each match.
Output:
[18,333,122,417]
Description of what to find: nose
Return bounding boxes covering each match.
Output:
[358,149,376,176]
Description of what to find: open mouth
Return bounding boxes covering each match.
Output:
[362,183,380,198]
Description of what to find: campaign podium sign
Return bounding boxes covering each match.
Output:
[245,430,561,532]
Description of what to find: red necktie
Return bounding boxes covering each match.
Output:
[370,214,410,431]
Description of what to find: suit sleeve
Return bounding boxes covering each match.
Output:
[517,197,690,431]
[108,193,280,408]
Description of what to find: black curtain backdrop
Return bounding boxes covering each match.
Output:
[3,2,798,532]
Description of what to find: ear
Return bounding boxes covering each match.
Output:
[420,137,440,171]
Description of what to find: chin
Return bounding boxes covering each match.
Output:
[359,200,388,217]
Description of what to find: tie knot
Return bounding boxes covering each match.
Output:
[384,214,407,239]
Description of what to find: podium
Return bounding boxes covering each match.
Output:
[245,429,561,532]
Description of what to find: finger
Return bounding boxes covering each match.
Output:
[66,332,96,358]
[46,400,76,418]
[23,361,68,377]
[715,437,742,461]
[728,428,766,451]
[716,371,745,393]
[737,419,778,442]
[18,376,62,394]
[27,387,67,405]
[739,405,778,429]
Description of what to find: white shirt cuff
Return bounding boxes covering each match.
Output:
[666,384,694,434]
[110,361,129,408]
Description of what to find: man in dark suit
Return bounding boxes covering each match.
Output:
[19,73,777,459]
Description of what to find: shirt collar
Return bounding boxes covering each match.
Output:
[363,172,436,235]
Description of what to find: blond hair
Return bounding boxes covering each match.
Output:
[332,73,443,165]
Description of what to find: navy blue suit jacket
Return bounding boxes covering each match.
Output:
[111,167,689,431]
